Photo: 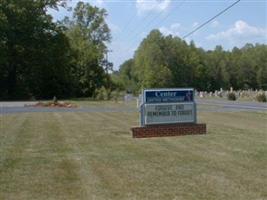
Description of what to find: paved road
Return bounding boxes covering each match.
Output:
[0,101,37,107]
[0,99,266,115]
[196,99,267,112]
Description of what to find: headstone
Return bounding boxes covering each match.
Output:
[124,94,133,102]
[209,92,213,97]
[199,91,204,98]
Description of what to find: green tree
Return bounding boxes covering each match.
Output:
[163,36,192,87]
[64,1,112,97]
[0,0,72,99]
[254,44,267,89]
[134,30,172,89]
[116,29,267,92]
[236,44,258,89]
[117,59,139,93]
[257,66,267,89]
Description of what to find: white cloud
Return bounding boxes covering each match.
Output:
[108,21,120,33]
[159,23,182,36]
[192,22,198,28]
[211,20,219,28]
[206,20,267,41]
[95,0,104,6]
[136,0,171,14]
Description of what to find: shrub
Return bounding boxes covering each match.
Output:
[95,87,105,100]
[95,87,111,101]
[53,96,58,104]
[255,93,267,102]
[227,92,236,101]
[112,89,121,102]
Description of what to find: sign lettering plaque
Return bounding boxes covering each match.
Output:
[140,88,196,126]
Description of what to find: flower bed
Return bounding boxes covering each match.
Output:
[27,101,77,108]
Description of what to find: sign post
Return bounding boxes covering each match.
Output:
[132,88,206,138]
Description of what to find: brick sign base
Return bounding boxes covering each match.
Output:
[131,123,206,138]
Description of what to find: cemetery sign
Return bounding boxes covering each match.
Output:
[140,88,196,126]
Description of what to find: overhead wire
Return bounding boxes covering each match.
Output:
[127,0,187,48]
[182,0,241,39]
[109,2,162,69]
[117,0,187,67]
[113,0,241,69]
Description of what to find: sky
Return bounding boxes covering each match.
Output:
[49,0,267,70]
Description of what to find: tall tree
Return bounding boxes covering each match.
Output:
[117,59,139,93]
[0,0,72,99]
[134,30,172,89]
[63,2,112,97]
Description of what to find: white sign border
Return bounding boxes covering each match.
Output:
[143,102,196,125]
[140,88,197,126]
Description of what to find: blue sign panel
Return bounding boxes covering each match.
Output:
[144,89,194,104]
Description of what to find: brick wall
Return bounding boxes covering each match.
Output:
[131,123,206,138]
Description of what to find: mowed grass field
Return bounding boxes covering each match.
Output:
[0,101,266,200]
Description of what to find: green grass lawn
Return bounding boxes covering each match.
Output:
[0,102,266,200]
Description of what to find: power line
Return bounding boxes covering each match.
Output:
[151,0,187,30]
[110,4,162,69]
[112,3,171,68]
[127,9,167,41]
[120,0,187,63]
[113,0,241,68]
[182,0,241,39]
[117,2,140,36]
[123,3,161,38]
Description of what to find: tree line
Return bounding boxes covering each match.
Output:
[0,0,113,100]
[114,30,267,94]
[1,1,266,100]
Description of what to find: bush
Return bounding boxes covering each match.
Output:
[111,89,121,102]
[53,96,57,103]
[255,93,267,102]
[95,87,111,101]
[227,92,236,101]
